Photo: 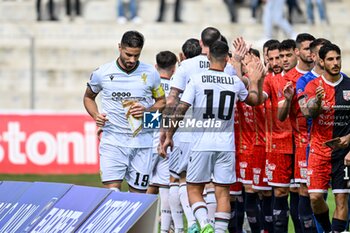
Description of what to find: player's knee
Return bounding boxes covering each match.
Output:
[274,187,289,197]
[309,193,324,205]
[334,193,348,208]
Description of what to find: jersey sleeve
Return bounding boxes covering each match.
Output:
[224,63,237,76]
[296,75,307,100]
[87,68,102,94]
[151,69,165,98]
[304,79,317,103]
[170,63,187,91]
[180,77,195,106]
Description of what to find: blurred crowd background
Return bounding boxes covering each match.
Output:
[0,0,348,111]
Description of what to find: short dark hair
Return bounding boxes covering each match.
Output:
[279,39,296,51]
[267,41,280,54]
[263,39,280,50]
[156,51,177,69]
[201,27,221,47]
[209,41,229,60]
[309,38,331,53]
[249,48,260,58]
[121,31,145,48]
[319,43,341,60]
[296,33,315,48]
[182,38,201,59]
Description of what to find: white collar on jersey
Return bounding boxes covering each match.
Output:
[311,69,320,77]
[321,74,343,87]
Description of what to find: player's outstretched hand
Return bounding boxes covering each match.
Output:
[95,113,108,127]
[129,103,146,118]
[246,56,264,83]
[283,81,294,101]
[232,36,251,63]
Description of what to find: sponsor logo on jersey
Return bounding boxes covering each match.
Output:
[111,92,132,101]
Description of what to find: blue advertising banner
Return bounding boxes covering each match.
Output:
[76,191,158,233]
[0,182,72,233]
[0,181,33,202]
[28,185,111,232]
[0,181,33,222]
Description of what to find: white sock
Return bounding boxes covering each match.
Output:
[169,183,184,232]
[214,212,230,233]
[159,187,172,232]
[206,188,217,226]
[192,201,209,229]
[109,187,120,192]
[179,183,197,227]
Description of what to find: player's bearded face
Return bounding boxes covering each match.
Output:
[268,49,282,74]
[299,41,313,64]
[119,46,142,70]
[323,51,341,76]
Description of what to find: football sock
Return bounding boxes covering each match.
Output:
[298,195,316,233]
[179,183,197,226]
[169,183,184,232]
[159,187,172,232]
[192,201,209,228]
[290,191,302,233]
[273,195,289,233]
[245,192,262,233]
[215,212,230,233]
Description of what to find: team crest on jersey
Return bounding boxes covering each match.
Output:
[253,174,259,185]
[109,75,114,81]
[141,73,147,84]
[343,90,350,101]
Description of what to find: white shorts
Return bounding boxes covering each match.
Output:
[99,143,153,191]
[149,153,170,187]
[168,142,191,179]
[186,151,236,185]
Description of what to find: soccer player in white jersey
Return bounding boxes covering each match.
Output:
[162,40,264,233]
[159,27,236,233]
[146,51,177,233]
[83,30,166,193]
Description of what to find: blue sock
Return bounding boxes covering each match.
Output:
[314,210,331,232]
[245,192,262,233]
[262,195,274,233]
[298,195,316,233]
[273,195,289,233]
[332,218,347,232]
[290,191,302,233]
